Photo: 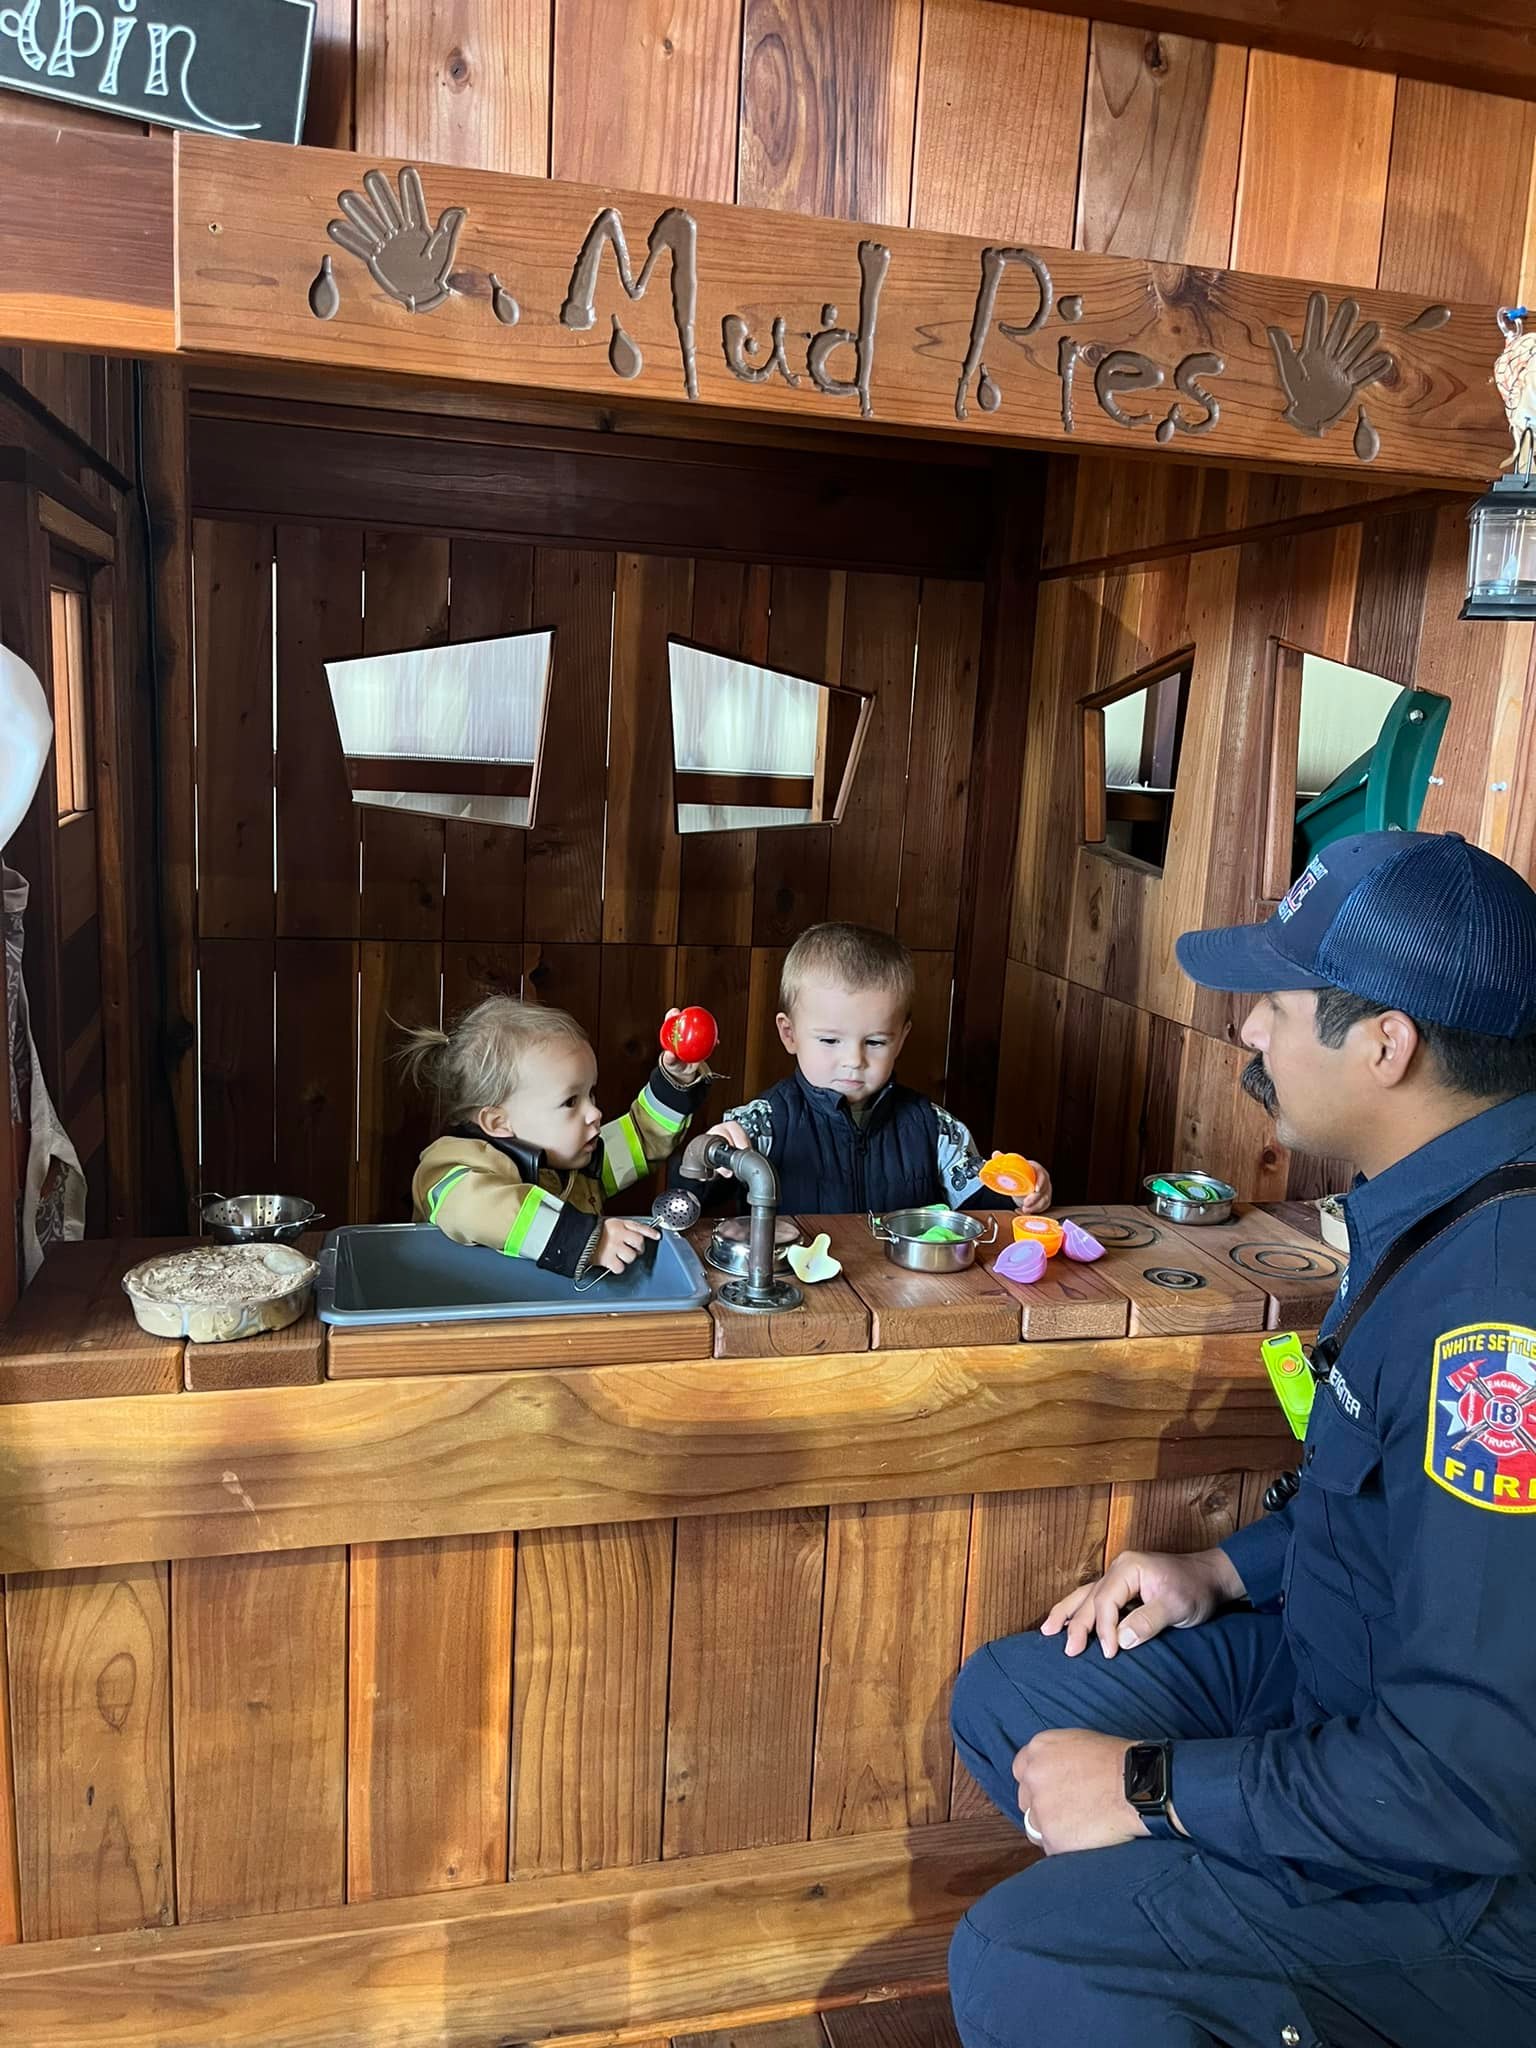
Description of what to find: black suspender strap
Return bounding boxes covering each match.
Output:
[1307,1160,1536,1380]
[1262,1160,1536,1515]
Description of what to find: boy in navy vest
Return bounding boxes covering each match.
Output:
[693,923,1053,1218]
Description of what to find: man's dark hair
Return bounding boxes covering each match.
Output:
[1313,986,1536,1101]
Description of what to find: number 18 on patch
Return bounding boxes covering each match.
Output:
[1427,1322,1536,1512]
[1262,1332,1316,1441]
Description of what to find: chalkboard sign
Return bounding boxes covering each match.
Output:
[0,0,314,144]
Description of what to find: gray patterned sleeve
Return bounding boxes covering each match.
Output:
[723,1098,775,1156]
[935,1106,985,1204]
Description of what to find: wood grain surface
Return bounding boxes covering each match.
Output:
[173,136,1505,483]
[804,1215,1021,1350]
[0,1333,1295,1572]
[0,1815,1025,2047]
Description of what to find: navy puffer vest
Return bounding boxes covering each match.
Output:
[740,1073,943,1214]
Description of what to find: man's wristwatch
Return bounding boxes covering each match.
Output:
[1124,1741,1179,1839]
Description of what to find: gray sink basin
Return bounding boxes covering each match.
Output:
[316,1222,710,1327]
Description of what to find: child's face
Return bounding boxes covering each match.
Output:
[777,981,910,1105]
[477,1038,603,1170]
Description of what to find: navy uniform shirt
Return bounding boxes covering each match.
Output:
[1173,1090,1536,1904]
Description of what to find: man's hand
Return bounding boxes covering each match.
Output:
[1012,1730,1147,1854]
[593,1216,660,1274]
[1042,1547,1245,1659]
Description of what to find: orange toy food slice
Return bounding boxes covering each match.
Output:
[1012,1215,1064,1257]
[980,1151,1038,1197]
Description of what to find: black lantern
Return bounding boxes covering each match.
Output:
[1461,474,1536,620]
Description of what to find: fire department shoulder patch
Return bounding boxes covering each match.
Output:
[1426,1322,1536,1512]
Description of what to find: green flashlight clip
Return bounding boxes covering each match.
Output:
[1261,1332,1316,1441]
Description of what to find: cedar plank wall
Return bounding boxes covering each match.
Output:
[994,39,1536,1203]
[0,3,1521,1991]
[0,1474,1257,1948]
[6,15,1536,1224]
[184,480,993,1224]
[143,8,1536,1212]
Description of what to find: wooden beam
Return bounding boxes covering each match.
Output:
[0,1814,1024,2048]
[187,411,992,576]
[986,0,1536,104]
[36,495,115,564]
[0,1335,1297,1574]
[0,125,174,353]
[344,757,535,800]
[0,122,1509,481]
[166,133,1504,483]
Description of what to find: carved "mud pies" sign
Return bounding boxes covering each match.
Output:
[303,167,1450,467]
[173,143,1505,481]
[0,0,314,142]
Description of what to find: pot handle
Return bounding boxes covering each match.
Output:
[868,1212,894,1241]
[977,1215,999,1246]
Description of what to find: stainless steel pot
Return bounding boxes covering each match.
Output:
[201,1193,324,1245]
[869,1207,997,1272]
[705,1215,801,1278]
[1142,1173,1236,1226]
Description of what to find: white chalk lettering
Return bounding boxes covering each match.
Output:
[0,0,259,132]
[47,0,103,76]
[99,0,136,95]
[0,0,47,68]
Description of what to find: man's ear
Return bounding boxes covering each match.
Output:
[776,1010,798,1055]
[1369,1010,1423,1090]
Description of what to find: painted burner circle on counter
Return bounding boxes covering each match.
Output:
[1062,1209,1159,1250]
[1144,1266,1207,1291]
[1227,1241,1343,1281]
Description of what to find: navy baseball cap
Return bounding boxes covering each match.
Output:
[1176,831,1536,1037]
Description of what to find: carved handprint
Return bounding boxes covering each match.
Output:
[326,167,466,314]
[1268,291,1395,436]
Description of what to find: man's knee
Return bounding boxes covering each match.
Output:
[950,1631,1066,1765]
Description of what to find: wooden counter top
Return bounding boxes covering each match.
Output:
[0,1217,1312,2048]
[0,1205,1342,1398]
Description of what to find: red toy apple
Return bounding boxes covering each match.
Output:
[661,1006,719,1064]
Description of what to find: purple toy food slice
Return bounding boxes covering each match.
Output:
[994,1240,1048,1284]
[1062,1220,1105,1263]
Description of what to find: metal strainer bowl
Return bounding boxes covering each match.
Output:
[200,1193,323,1245]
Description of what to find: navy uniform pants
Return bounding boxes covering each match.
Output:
[948,1612,1536,2048]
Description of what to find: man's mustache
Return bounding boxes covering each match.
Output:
[1241,1053,1279,1115]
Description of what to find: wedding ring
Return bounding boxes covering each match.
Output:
[1023,1807,1044,1845]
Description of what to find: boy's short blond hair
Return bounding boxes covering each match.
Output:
[779,923,914,1017]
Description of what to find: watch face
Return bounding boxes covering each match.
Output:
[1125,1744,1169,1807]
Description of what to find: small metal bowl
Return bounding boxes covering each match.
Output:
[201,1193,323,1245]
[1143,1173,1236,1225]
[705,1216,802,1277]
[869,1207,997,1272]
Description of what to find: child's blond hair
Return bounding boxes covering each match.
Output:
[398,997,589,1124]
[779,923,914,1017]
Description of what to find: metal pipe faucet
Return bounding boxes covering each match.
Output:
[679,1133,803,1314]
